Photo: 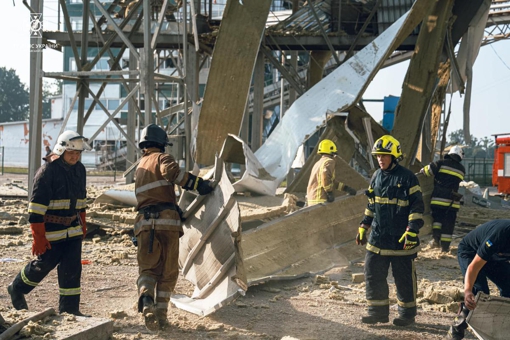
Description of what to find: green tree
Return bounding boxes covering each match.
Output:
[447,129,495,159]
[0,67,29,122]
[42,80,62,119]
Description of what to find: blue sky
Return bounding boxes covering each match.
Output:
[1,1,509,140]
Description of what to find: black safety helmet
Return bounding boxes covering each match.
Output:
[139,124,169,149]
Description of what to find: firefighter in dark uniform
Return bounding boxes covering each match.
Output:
[356,135,424,327]
[134,124,214,331]
[7,130,89,316]
[306,139,356,206]
[447,219,510,339]
[419,145,465,252]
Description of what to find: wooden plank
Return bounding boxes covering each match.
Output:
[392,0,455,167]
[195,0,272,165]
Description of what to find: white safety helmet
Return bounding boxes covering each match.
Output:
[53,130,89,156]
[448,145,464,160]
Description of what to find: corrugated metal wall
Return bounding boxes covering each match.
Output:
[377,0,415,34]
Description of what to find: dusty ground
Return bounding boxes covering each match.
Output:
[1,174,508,340]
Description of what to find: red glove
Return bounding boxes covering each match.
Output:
[30,223,51,256]
[79,211,87,240]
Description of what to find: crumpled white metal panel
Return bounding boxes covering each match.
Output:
[467,292,510,340]
[171,159,247,316]
[234,3,425,196]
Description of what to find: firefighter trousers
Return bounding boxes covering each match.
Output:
[11,237,82,314]
[364,251,417,319]
[431,207,457,251]
[137,230,180,321]
[458,254,510,297]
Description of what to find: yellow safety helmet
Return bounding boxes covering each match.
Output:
[318,139,337,155]
[372,135,403,162]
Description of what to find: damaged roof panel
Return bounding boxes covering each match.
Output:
[233,0,429,196]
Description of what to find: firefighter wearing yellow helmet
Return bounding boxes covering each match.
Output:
[357,135,424,327]
[306,139,356,206]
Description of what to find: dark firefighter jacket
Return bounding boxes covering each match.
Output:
[134,148,192,236]
[421,154,465,210]
[28,157,87,243]
[361,164,424,255]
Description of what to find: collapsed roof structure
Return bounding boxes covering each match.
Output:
[28,0,510,333]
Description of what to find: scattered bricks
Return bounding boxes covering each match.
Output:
[95,212,113,219]
[425,290,454,304]
[314,275,330,285]
[328,287,344,301]
[0,225,24,235]
[352,273,365,283]
[109,310,128,319]
[446,302,460,313]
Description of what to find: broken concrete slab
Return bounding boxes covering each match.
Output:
[0,309,113,340]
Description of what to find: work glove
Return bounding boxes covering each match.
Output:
[30,222,51,256]
[356,225,368,245]
[326,191,335,202]
[183,173,214,195]
[197,178,214,195]
[414,169,424,177]
[398,227,419,250]
[79,211,87,240]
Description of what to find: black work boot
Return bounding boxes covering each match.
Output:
[393,316,415,326]
[7,284,28,310]
[140,295,159,331]
[446,303,469,339]
[446,325,465,339]
[361,315,389,324]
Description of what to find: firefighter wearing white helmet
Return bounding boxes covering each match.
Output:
[358,135,424,327]
[134,124,214,331]
[306,139,356,206]
[8,130,89,316]
[418,145,465,252]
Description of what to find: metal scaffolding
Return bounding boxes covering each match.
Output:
[27,0,510,195]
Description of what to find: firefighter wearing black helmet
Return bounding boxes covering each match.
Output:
[134,124,214,331]
[356,135,424,327]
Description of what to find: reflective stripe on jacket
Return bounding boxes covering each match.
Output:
[134,148,190,234]
[361,164,424,252]
[421,155,465,210]
[28,158,87,243]
[306,155,337,206]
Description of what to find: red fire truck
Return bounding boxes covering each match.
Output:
[492,133,510,196]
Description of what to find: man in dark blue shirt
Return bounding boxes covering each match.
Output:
[447,219,510,339]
